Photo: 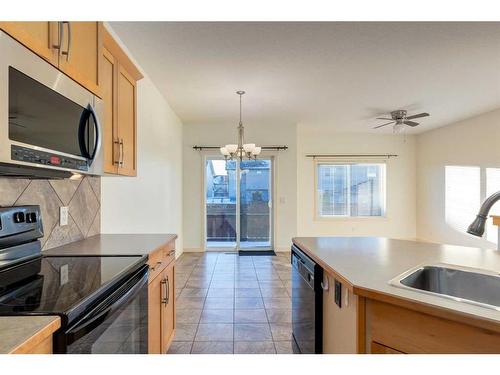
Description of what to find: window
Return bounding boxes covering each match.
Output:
[316,162,386,217]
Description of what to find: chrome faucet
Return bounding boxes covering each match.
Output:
[467,191,500,237]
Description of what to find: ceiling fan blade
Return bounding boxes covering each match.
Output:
[373,121,395,129]
[403,120,419,127]
[376,117,393,121]
[406,112,429,120]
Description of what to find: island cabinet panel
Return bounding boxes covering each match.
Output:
[366,299,500,354]
[322,272,359,354]
[0,22,59,65]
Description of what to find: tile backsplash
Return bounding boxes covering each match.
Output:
[0,176,100,250]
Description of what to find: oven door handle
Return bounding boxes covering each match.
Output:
[65,267,148,343]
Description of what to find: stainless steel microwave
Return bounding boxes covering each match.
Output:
[0,31,104,178]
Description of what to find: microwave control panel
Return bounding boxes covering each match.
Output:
[11,145,89,171]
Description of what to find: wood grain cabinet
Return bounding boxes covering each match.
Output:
[56,22,101,96]
[101,27,142,176]
[0,22,59,65]
[148,240,176,354]
[0,21,101,95]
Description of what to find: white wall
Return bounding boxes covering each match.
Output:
[183,122,297,252]
[296,125,417,239]
[416,109,500,249]
[101,76,184,254]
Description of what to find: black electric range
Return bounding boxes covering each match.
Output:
[0,206,150,354]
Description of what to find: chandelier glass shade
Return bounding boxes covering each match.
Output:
[220,91,262,161]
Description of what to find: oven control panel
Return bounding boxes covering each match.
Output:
[11,145,88,171]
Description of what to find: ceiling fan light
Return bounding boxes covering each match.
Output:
[226,144,238,154]
[393,123,405,134]
[252,146,262,156]
[243,143,256,153]
[220,146,229,156]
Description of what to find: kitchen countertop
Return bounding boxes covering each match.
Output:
[43,234,177,256]
[292,236,500,325]
[0,316,60,354]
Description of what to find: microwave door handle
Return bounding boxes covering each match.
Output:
[86,105,100,162]
[78,108,91,159]
[78,105,101,164]
[65,268,148,343]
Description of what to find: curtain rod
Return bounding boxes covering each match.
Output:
[305,154,398,158]
[193,145,288,151]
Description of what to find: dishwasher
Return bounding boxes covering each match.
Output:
[291,244,323,354]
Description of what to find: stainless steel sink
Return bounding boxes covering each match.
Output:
[389,263,500,311]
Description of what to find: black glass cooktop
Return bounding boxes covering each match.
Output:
[0,255,146,321]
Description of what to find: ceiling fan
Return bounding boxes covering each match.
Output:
[373,110,430,133]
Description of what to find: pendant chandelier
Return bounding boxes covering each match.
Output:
[220,91,262,161]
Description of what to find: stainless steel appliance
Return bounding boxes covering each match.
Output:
[0,205,43,267]
[0,206,148,354]
[0,31,104,178]
[291,244,323,354]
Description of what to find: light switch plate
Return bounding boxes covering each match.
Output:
[59,206,69,226]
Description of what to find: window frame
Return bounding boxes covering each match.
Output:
[314,159,387,220]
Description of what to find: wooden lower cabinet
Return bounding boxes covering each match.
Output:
[365,299,500,354]
[161,262,175,351]
[147,241,176,354]
[371,342,404,354]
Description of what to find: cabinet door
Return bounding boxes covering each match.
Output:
[58,22,101,95]
[117,65,137,176]
[0,22,59,65]
[161,263,175,353]
[371,342,404,354]
[101,47,119,174]
[148,273,163,354]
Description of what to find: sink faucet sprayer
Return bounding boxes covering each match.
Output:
[467,191,500,237]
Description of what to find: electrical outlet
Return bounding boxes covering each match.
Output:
[60,264,69,285]
[59,206,69,226]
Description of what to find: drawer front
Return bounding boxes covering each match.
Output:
[148,241,176,282]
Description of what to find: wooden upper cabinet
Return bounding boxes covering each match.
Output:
[0,22,59,66]
[101,27,142,177]
[117,66,137,176]
[0,21,102,96]
[57,22,102,96]
[101,48,119,174]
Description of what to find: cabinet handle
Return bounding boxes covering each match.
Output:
[161,278,167,305]
[60,21,71,61]
[169,249,176,256]
[150,261,162,271]
[119,139,124,167]
[52,22,63,53]
[113,139,120,165]
[166,275,170,304]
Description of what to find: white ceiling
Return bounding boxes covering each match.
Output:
[110,22,500,133]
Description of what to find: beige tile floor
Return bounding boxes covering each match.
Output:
[168,251,295,354]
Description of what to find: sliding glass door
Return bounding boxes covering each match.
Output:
[205,157,273,251]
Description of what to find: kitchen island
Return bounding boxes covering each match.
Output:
[292,236,500,354]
